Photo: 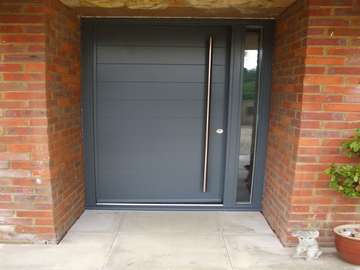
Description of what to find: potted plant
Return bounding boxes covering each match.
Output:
[326,128,360,265]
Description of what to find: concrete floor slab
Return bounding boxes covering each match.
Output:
[0,211,358,270]
[220,212,274,235]
[70,210,123,233]
[104,233,232,270]
[0,231,115,270]
[224,233,292,268]
[119,211,221,235]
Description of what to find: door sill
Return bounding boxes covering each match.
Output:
[96,202,224,207]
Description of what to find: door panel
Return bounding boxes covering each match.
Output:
[94,24,229,203]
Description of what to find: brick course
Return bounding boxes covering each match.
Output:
[263,0,360,246]
[0,0,83,243]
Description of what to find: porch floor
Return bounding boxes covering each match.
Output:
[0,211,357,270]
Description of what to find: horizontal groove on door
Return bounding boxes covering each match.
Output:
[97,47,226,65]
[97,64,226,82]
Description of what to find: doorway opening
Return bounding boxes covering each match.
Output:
[82,20,274,210]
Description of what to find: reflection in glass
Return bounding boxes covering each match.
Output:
[237,30,260,202]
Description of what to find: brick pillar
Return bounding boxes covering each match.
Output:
[263,0,360,246]
[0,0,83,243]
[45,0,84,243]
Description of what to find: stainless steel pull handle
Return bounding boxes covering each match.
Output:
[202,36,213,193]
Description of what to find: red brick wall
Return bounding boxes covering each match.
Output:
[262,0,309,246]
[264,0,360,246]
[0,0,83,243]
[45,0,84,241]
[1,0,359,246]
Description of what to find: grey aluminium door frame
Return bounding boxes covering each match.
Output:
[81,19,274,211]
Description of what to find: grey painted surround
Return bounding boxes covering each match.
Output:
[82,20,274,210]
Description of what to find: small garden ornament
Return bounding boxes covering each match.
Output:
[292,230,322,261]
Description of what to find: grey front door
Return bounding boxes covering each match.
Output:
[92,23,229,204]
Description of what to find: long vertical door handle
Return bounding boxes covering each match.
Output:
[202,36,213,193]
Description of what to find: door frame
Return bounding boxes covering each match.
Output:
[81,19,274,210]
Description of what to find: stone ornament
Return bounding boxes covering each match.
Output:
[292,230,322,261]
[338,227,360,239]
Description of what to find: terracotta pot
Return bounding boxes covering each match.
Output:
[334,224,360,265]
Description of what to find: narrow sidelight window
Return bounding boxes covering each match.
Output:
[237,30,261,203]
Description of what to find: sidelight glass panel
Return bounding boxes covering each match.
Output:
[236,30,261,203]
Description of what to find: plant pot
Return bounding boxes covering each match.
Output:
[334,224,360,265]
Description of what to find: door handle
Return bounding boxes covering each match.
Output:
[202,36,213,193]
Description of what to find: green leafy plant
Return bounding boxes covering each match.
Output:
[326,129,360,198]
[342,128,360,157]
[326,164,360,197]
